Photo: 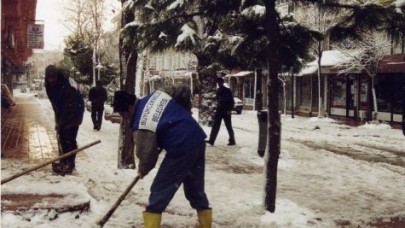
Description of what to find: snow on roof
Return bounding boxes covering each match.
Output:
[321,50,354,66]
[226,71,254,77]
[297,50,356,76]
[296,63,318,76]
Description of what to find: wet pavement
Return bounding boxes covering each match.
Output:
[1,94,58,161]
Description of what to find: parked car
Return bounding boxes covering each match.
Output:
[233,97,243,114]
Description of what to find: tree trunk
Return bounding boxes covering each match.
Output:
[197,71,217,126]
[263,1,281,213]
[255,68,263,111]
[371,76,378,120]
[317,65,322,117]
[195,54,217,126]
[317,8,323,117]
[281,78,286,115]
[324,75,328,116]
[310,74,313,116]
[117,0,136,169]
[118,50,137,169]
[291,74,295,119]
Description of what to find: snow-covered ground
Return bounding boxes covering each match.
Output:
[2,92,405,228]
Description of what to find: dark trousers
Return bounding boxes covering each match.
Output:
[147,142,209,212]
[58,126,79,165]
[208,110,235,144]
[91,107,104,129]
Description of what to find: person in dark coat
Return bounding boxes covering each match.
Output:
[88,80,107,130]
[45,65,84,175]
[112,86,211,228]
[206,77,236,146]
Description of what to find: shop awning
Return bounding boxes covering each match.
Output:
[378,54,405,73]
[226,71,254,77]
[295,62,318,76]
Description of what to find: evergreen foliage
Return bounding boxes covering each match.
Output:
[63,35,94,84]
[63,34,118,85]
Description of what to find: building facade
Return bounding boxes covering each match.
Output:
[1,0,38,93]
[139,50,198,96]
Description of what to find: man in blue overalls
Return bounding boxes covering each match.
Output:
[113,86,211,228]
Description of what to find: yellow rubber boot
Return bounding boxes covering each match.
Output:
[143,211,162,228]
[197,208,212,228]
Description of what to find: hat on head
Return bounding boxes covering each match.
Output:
[45,65,58,77]
[45,65,60,82]
[113,91,137,113]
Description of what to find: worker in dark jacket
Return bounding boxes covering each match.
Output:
[45,65,84,175]
[113,86,211,228]
[206,77,236,146]
[89,80,107,130]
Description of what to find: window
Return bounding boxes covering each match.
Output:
[156,55,163,71]
[376,74,405,113]
[331,78,346,107]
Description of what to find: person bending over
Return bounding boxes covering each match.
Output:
[113,86,212,228]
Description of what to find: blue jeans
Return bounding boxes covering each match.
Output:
[146,142,209,212]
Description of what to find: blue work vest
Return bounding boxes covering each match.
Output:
[132,91,206,157]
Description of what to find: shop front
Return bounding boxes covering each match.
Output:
[328,54,405,123]
[329,74,369,121]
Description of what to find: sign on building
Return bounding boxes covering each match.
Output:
[27,24,44,49]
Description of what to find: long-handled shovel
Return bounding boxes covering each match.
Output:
[1,140,101,184]
[97,175,141,227]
